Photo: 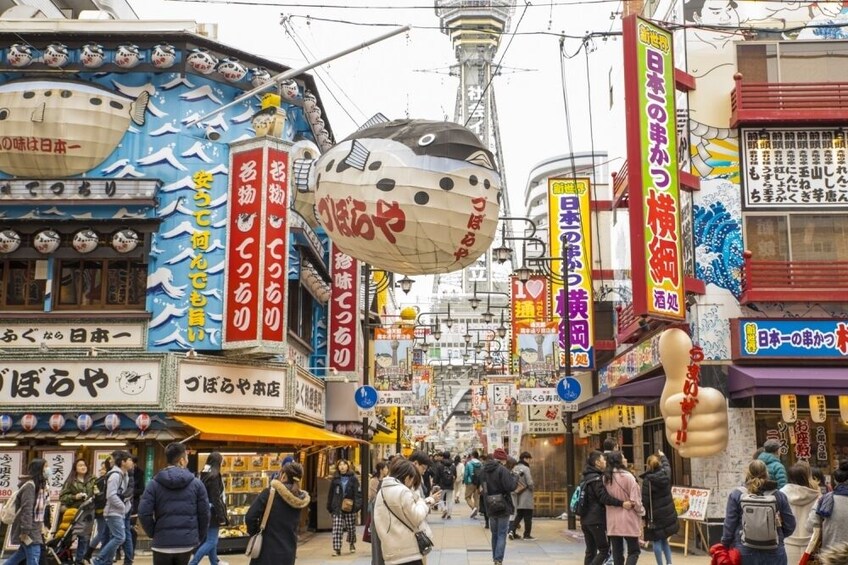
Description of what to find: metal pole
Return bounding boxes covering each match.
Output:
[395,406,402,456]
[361,263,372,522]
[562,243,577,531]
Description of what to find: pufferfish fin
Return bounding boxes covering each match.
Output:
[343,139,370,172]
[356,113,389,132]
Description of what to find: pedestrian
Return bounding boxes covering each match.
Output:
[245,461,310,565]
[93,451,133,565]
[369,462,389,565]
[640,451,679,565]
[812,467,830,495]
[5,458,49,565]
[580,451,634,565]
[478,453,490,529]
[326,459,361,556]
[780,462,821,564]
[464,450,482,517]
[116,455,138,565]
[85,458,112,563]
[808,459,848,558]
[373,458,432,565]
[188,452,229,565]
[510,451,535,541]
[436,451,456,519]
[138,442,210,565]
[759,439,788,489]
[721,459,795,565]
[480,448,518,565]
[59,458,97,565]
[453,456,465,504]
[603,451,644,565]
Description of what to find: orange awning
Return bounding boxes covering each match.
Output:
[174,415,361,446]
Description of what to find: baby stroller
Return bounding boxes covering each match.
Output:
[45,498,94,565]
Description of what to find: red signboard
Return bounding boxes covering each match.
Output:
[262,147,289,344]
[224,146,264,343]
[328,243,359,373]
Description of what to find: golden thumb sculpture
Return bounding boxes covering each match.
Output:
[659,328,728,457]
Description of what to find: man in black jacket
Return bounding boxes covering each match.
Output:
[138,443,210,565]
[481,449,518,565]
[581,451,633,565]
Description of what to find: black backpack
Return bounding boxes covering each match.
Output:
[441,464,456,487]
[94,470,121,510]
[471,463,483,487]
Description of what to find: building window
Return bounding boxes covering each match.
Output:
[744,214,848,261]
[0,260,45,309]
[287,281,314,344]
[737,41,848,83]
[56,259,147,309]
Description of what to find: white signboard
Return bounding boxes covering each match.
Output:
[177,361,285,411]
[525,404,567,435]
[43,451,74,501]
[0,360,160,406]
[294,372,325,424]
[516,388,562,405]
[376,391,416,406]
[741,128,848,209]
[508,422,523,460]
[405,416,430,440]
[0,178,158,201]
[0,322,145,349]
[0,451,23,500]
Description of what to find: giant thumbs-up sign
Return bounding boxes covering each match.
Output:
[659,328,728,458]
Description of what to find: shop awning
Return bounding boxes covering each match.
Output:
[574,375,664,419]
[174,415,362,446]
[728,366,848,398]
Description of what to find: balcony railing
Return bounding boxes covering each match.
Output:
[730,73,848,127]
[740,250,848,303]
[615,302,640,343]
[612,160,630,208]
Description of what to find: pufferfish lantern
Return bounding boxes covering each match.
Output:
[309,118,501,275]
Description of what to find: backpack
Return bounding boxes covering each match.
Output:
[94,469,122,510]
[471,463,483,487]
[1,481,33,525]
[739,488,781,550]
[442,464,456,485]
[570,476,600,517]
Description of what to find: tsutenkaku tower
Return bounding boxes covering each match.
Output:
[434,0,515,295]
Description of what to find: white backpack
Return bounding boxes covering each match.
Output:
[0,481,33,525]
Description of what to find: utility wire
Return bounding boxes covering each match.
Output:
[583,38,606,290]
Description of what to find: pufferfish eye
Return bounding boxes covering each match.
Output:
[418,133,435,146]
[0,108,9,120]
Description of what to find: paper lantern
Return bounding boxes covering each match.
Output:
[810,395,827,423]
[48,413,65,432]
[135,413,151,435]
[280,79,299,100]
[312,119,501,275]
[0,229,21,253]
[72,229,99,254]
[781,394,798,424]
[112,229,140,253]
[249,67,272,88]
[7,44,34,67]
[0,415,12,435]
[115,44,141,68]
[151,44,176,69]
[186,48,218,74]
[76,413,93,432]
[217,58,247,82]
[20,413,37,431]
[43,43,69,68]
[33,229,61,254]
[104,413,121,434]
[80,43,106,68]
[840,396,848,426]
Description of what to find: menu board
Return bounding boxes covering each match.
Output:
[671,485,710,521]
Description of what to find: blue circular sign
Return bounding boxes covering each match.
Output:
[355,385,379,409]
[557,377,581,403]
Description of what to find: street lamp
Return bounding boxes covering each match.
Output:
[513,263,533,283]
[398,275,415,294]
[497,311,508,339]
[432,326,443,341]
[493,220,514,264]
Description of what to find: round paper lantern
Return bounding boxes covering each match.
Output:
[0,229,21,253]
[72,229,99,254]
[0,414,12,435]
[43,43,69,68]
[76,413,93,432]
[80,43,106,69]
[7,44,34,67]
[135,413,151,435]
[20,413,37,431]
[186,48,218,74]
[151,44,176,69]
[33,229,61,254]
[104,413,121,434]
[217,58,248,82]
[112,229,140,253]
[312,119,501,275]
[49,413,65,432]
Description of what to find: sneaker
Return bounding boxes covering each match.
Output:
[219,561,229,565]
[442,511,448,519]
[494,561,503,565]
[350,544,356,553]
[523,535,536,540]
[470,507,479,519]
[508,531,515,540]
[333,550,341,557]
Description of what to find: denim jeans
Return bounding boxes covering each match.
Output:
[489,514,511,563]
[75,531,90,565]
[4,542,41,565]
[738,547,788,565]
[652,537,673,565]
[94,515,126,565]
[188,526,220,565]
[122,514,134,564]
[89,515,109,555]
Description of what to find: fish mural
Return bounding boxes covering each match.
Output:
[0,79,149,177]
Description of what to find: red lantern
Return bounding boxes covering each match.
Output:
[20,413,37,431]
[135,413,150,436]
[49,413,65,432]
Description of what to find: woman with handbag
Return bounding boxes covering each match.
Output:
[245,462,310,565]
[373,459,433,565]
[604,452,645,565]
[641,451,679,565]
[189,452,228,565]
[781,462,821,565]
[327,459,362,556]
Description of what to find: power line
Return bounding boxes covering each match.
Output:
[583,38,606,288]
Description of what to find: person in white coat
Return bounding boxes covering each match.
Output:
[453,456,465,504]
[781,462,821,565]
[373,459,435,565]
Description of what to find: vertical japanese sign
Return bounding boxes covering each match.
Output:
[43,450,74,501]
[623,15,685,320]
[328,244,359,374]
[0,451,22,500]
[188,170,214,344]
[547,178,595,370]
[510,275,557,370]
[223,140,291,350]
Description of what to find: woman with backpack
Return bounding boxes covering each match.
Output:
[603,452,645,565]
[60,459,97,565]
[188,452,228,565]
[6,458,49,565]
[437,451,457,520]
[326,459,362,556]
[781,462,821,564]
[808,459,848,559]
[640,451,679,565]
[721,459,796,565]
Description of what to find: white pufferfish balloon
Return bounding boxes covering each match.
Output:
[309,118,502,276]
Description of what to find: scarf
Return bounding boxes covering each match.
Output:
[815,482,848,518]
[33,486,46,522]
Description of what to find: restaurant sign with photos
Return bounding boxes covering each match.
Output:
[741,128,848,210]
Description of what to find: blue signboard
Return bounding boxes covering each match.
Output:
[735,319,848,359]
[355,385,379,409]
[556,376,581,402]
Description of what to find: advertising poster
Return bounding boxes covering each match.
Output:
[515,332,560,405]
[373,326,415,406]
[671,486,710,521]
[42,450,75,501]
